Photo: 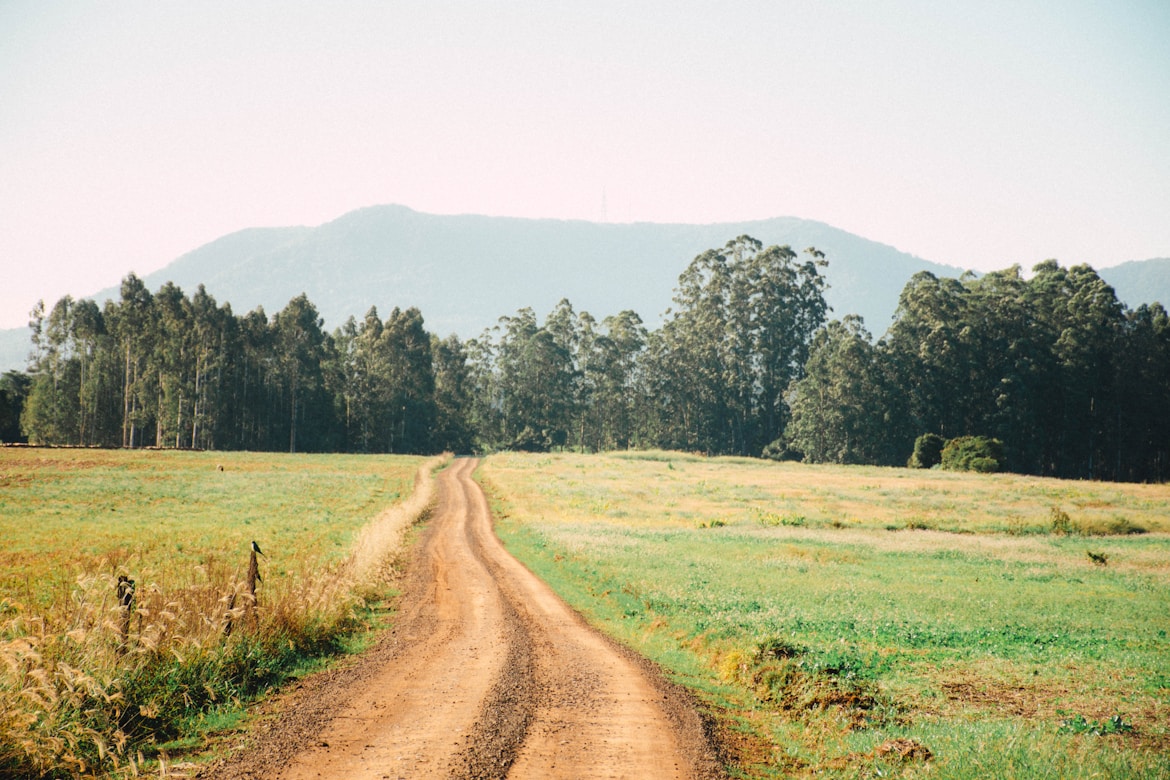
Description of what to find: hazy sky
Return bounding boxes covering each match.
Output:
[2,1,1168,329]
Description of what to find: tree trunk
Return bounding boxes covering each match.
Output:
[122,343,131,447]
[289,374,298,454]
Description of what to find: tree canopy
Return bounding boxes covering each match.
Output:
[13,243,1169,482]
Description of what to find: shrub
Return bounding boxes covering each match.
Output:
[762,438,803,462]
[939,436,1004,472]
[969,456,999,473]
[907,433,945,469]
[756,637,805,661]
[1050,505,1075,535]
[755,510,806,528]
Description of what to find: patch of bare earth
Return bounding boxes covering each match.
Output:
[200,458,723,779]
[939,676,1170,751]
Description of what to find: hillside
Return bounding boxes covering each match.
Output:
[3,206,1167,373]
[1099,257,1170,313]
[0,329,30,375]
[97,205,958,335]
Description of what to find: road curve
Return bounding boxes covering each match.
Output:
[205,457,723,779]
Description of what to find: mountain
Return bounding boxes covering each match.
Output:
[1099,258,1170,313]
[0,328,31,375]
[5,205,1165,374]
[95,204,959,337]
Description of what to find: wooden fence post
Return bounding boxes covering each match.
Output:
[247,548,259,604]
[245,542,262,629]
[116,576,135,653]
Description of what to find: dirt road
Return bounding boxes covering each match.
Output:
[206,458,723,779]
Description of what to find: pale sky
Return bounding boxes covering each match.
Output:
[2,0,1168,329]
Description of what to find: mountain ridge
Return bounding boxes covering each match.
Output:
[93,204,961,336]
[3,205,1167,373]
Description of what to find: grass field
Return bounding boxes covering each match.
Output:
[1,449,423,602]
[479,451,1170,779]
[0,448,432,778]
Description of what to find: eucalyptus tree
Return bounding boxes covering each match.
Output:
[70,298,112,446]
[22,294,119,446]
[21,297,80,444]
[431,334,475,453]
[743,242,830,451]
[380,306,436,453]
[187,285,232,449]
[787,316,904,464]
[876,261,1144,479]
[1027,261,1126,478]
[0,371,30,443]
[579,310,647,451]
[660,242,733,452]
[107,274,155,448]
[1117,303,1170,481]
[230,307,276,450]
[464,329,503,450]
[653,236,829,455]
[959,266,1059,472]
[271,294,330,453]
[331,307,385,451]
[882,266,1072,473]
[880,271,971,443]
[493,303,579,451]
[638,323,691,450]
[150,282,194,448]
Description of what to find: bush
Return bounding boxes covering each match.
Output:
[1050,506,1074,535]
[969,456,999,473]
[907,433,945,469]
[940,436,1004,473]
[762,438,803,462]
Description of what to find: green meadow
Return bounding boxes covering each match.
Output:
[0,448,423,599]
[479,451,1170,779]
[0,448,429,777]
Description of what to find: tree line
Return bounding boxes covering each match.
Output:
[785,261,1170,481]
[5,236,1168,482]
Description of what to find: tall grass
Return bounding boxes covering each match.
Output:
[0,450,444,778]
[479,452,1170,779]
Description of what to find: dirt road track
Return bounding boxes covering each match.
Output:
[203,458,724,779]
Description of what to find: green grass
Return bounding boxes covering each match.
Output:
[479,451,1170,778]
[0,447,431,778]
[0,448,420,602]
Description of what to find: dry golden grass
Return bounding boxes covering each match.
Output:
[0,449,446,778]
[491,449,1170,535]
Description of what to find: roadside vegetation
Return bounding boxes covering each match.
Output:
[0,448,438,778]
[479,451,1170,778]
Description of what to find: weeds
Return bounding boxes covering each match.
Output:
[0,453,445,778]
[1058,713,1134,737]
[1051,505,1146,537]
[717,638,890,732]
[755,510,806,528]
[1050,506,1075,535]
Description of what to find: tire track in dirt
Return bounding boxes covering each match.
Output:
[204,458,723,779]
